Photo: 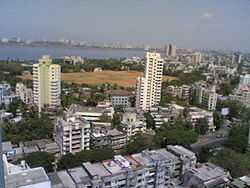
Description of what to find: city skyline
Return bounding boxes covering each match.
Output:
[1,0,250,52]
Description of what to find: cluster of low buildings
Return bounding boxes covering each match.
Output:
[5,144,248,188]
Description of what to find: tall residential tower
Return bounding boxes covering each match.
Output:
[136,52,164,111]
[33,56,61,110]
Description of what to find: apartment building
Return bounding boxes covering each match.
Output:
[166,85,191,100]
[67,104,114,125]
[15,82,33,104]
[106,90,132,108]
[192,52,202,64]
[182,163,231,188]
[136,52,164,111]
[55,115,91,155]
[3,155,51,188]
[120,109,146,138]
[150,105,185,128]
[0,83,18,106]
[49,146,198,188]
[192,82,218,111]
[186,107,215,132]
[239,74,250,87]
[33,55,61,110]
[230,85,250,107]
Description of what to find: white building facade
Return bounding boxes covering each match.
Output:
[136,52,164,111]
[33,55,61,110]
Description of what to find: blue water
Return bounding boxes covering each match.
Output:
[0,45,145,60]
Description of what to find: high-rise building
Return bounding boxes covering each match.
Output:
[33,56,61,110]
[192,52,202,63]
[165,44,176,57]
[136,52,164,111]
[55,115,91,155]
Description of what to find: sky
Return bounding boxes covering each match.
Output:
[0,0,250,51]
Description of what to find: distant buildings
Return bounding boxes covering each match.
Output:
[165,44,177,57]
[192,52,202,64]
[55,115,91,155]
[3,155,51,188]
[15,83,33,104]
[33,55,61,110]
[63,56,84,65]
[136,52,164,111]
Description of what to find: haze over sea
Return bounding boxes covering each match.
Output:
[0,45,145,61]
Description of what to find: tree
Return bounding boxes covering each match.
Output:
[144,112,155,129]
[126,133,156,154]
[155,121,198,146]
[226,123,249,153]
[112,112,121,128]
[57,147,114,170]
[22,152,55,172]
[210,148,250,178]
[195,118,209,135]
[198,147,212,163]
[213,112,223,130]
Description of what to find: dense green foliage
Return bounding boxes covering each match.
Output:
[59,58,144,73]
[154,120,198,146]
[225,123,249,153]
[57,147,114,170]
[22,152,55,172]
[126,133,157,154]
[210,148,250,178]
[3,113,54,144]
[0,61,27,86]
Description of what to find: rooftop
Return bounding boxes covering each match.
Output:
[190,163,229,182]
[6,167,49,188]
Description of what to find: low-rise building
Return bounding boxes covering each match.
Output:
[55,115,91,155]
[150,105,185,128]
[230,85,250,107]
[191,82,218,111]
[48,145,200,188]
[3,154,51,188]
[230,176,250,188]
[107,129,127,153]
[0,83,18,106]
[120,109,146,138]
[186,106,215,132]
[166,85,191,100]
[106,90,133,108]
[182,163,231,188]
[16,83,33,104]
[67,104,114,125]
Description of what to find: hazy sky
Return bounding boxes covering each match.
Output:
[1,0,250,51]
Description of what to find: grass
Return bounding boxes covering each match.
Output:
[19,71,177,87]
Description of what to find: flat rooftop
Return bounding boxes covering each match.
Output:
[83,162,111,178]
[190,163,229,182]
[6,167,49,188]
[68,167,91,185]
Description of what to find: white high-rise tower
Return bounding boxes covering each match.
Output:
[33,55,61,110]
[136,52,164,111]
